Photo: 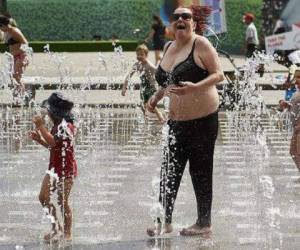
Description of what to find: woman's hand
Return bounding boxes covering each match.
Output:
[33,115,44,129]
[169,81,196,95]
[146,95,158,113]
[28,130,41,141]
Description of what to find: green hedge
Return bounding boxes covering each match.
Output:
[7,0,263,54]
[8,0,162,41]
[0,40,138,52]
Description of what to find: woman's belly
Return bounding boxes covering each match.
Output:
[10,44,27,56]
[168,86,219,121]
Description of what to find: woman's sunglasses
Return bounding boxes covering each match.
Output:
[172,13,192,21]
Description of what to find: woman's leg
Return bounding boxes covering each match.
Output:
[39,174,61,241]
[159,136,188,224]
[13,55,28,98]
[147,127,188,236]
[290,131,300,172]
[180,114,218,236]
[57,177,74,240]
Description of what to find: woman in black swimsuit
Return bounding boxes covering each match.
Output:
[0,15,29,101]
[146,5,224,237]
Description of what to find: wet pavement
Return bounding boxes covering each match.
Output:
[0,108,300,249]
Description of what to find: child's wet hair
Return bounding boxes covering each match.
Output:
[48,110,62,124]
[136,44,149,55]
[293,69,300,80]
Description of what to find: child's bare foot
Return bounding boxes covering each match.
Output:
[44,230,61,243]
[180,224,212,237]
[62,233,72,242]
[146,223,173,237]
[158,115,166,124]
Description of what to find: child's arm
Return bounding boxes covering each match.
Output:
[28,130,49,148]
[122,64,137,96]
[146,59,157,75]
[33,116,56,147]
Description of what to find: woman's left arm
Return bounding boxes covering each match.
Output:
[194,37,224,89]
[11,28,28,44]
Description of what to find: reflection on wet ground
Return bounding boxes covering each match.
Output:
[0,107,300,249]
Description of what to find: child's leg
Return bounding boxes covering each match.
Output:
[141,103,146,115]
[57,177,74,239]
[39,174,61,240]
[290,131,300,173]
[153,107,165,123]
[142,103,148,121]
[295,132,300,172]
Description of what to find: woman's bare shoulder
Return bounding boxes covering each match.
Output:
[195,35,212,49]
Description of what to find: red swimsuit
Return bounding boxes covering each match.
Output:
[49,122,78,178]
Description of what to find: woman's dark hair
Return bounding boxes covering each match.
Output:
[189,5,212,35]
[0,15,10,26]
[153,14,164,28]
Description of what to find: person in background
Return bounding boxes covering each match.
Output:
[278,69,300,179]
[145,15,166,66]
[122,44,165,123]
[243,12,259,58]
[283,66,297,102]
[0,15,29,102]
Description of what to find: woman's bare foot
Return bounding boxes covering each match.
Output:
[180,224,212,237]
[146,223,173,237]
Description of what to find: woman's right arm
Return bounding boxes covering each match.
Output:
[147,87,165,112]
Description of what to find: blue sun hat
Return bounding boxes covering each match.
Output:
[41,92,74,120]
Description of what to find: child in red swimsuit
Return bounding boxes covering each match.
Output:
[28,92,77,243]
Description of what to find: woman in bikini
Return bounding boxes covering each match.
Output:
[0,15,29,101]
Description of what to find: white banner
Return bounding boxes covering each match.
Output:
[265,26,300,54]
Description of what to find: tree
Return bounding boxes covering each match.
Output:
[261,0,290,36]
[0,0,7,13]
